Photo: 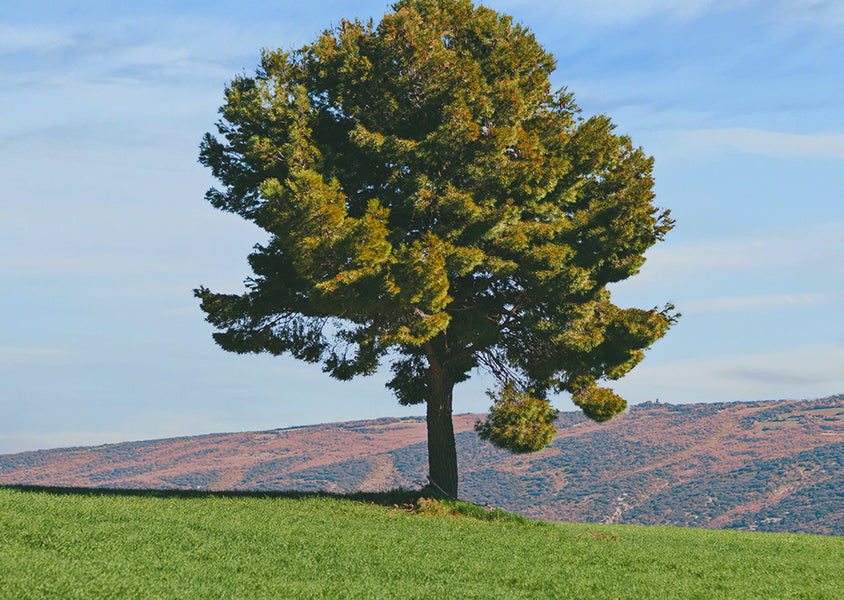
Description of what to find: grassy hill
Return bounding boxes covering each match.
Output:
[2,486,842,599]
[3,396,843,536]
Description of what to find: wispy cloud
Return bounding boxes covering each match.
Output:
[614,343,844,404]
[0,346,76,367]
[721,344,844,387]
[495,0,844,27]
[663,128,844,159]
[0,23,72,54]
[774,0,844,25]
[682,293,835,313]
[626,223,844,283]
[493,0,740,25]
[609,224,844,316]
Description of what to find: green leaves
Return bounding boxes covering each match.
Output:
[475,383,558,453]
[572,385,627,423]
[196,0,677,456]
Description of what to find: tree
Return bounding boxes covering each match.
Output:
[195,0,677,498]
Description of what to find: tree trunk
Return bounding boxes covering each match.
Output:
[426,358,458,498]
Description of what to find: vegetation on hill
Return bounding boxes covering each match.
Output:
[2,487,842,599]
[2,397,841,535]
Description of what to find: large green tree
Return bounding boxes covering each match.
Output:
[195,0,676,497]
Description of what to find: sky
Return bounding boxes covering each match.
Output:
[2,0,842,454]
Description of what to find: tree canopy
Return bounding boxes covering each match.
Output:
[195,0,676,497]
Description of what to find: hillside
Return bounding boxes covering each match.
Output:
[2,395,842,536]
[4,487,843,599]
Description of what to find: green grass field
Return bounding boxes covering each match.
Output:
[1,486,841,599]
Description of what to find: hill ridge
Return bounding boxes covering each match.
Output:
[2,395,842,535]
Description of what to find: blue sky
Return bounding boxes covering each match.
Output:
[2,0,842,454]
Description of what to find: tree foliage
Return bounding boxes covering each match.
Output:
[475,383,558,453]
[195,0,676,495]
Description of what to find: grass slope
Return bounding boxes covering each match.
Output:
[1,486,842,599]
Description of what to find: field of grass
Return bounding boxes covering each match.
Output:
[1,486,842,599]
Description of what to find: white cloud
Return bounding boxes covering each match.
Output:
[0,23,72,54]
[682,293,835,313]
[0,346,76,367]
[658,128,844,159]
[775,0,844,25]
[490,0,737,25]
[493,0,844,27]
[609,224,844,316]
[629,223,844,282]
[614,343,844,405]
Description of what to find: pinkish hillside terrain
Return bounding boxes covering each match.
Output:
[2,396,842,535]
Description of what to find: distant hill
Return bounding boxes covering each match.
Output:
[2,395,842,536]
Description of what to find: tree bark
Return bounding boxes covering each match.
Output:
[425,350,458,498]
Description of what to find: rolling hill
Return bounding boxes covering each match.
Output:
[2,395,842,536]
